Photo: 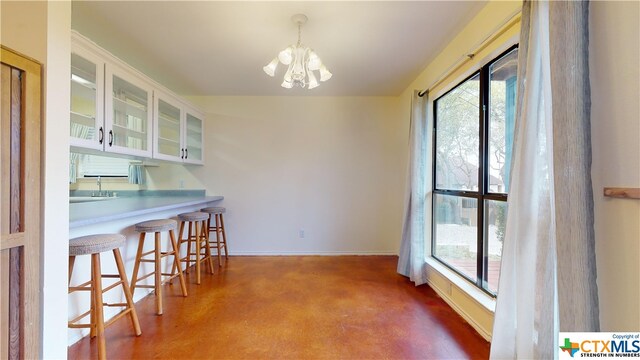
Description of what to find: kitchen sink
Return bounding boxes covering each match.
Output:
[69,196,117,204]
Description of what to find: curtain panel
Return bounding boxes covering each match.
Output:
[397,90,429,285]
[490,1,599,358]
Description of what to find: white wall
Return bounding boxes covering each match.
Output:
[43,4,71,357]
[187,96,406,255]
[590,1,640,331]
[1,1,71,358]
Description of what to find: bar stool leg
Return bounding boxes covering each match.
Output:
[113,248,142,336]
[154,232,163,315]
[130,232,146,296]
[215,215,222,267]
[185,221,192,272]
[220,214,228,259]
[90,269,97,338]
[173,221,185,275]
[169,229,188,297]
[195,221,202,284]
[203,220,214,274]
[91,253,107,360]
[68,256,75,283]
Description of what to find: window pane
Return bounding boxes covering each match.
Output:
[435,73,480,191]
[488,49,518,193]
[433,194,478,280]
[78,153,130,177]
[484,199,507,293]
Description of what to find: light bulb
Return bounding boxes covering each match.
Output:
[263,58,279,77]
[308,74,319,89]
[278,46,293,65]
[307,51,322,70]
[319,64,332,82]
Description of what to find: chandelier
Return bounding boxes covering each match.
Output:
[263,14,332,89]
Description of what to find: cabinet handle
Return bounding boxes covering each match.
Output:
[181,149,184,159]
[99,127,104,144]
[108,130,113,147]
[185,148,188,159]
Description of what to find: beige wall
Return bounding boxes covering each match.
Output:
[1,1,47,63]
[590,1,640,331]
[187,96,406,255]
[1,1,71,358]
[146,163,206,190]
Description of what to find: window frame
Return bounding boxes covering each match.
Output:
[431,44,519,296]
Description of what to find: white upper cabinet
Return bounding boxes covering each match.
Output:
[153,92,205,165]
[70,41,105,150]
[105,63,153,158]
[183,107,204,165]
[153,90,183,162]
[70,32,205,164]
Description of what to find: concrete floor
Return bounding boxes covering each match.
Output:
[68,256,489,359]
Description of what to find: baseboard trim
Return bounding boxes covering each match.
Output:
[427,280,493,341]
[229,251,397,256]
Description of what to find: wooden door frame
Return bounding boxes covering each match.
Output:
[1,45,42,360]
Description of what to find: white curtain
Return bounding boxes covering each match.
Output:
[397,90,429,285]
[490,1,598,358]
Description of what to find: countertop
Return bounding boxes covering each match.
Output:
[69,195,223,228]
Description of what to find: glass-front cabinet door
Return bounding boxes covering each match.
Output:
[70,44,104,150]
[184,109,204,165]
[105,63,153,158]
[153,91,183,162]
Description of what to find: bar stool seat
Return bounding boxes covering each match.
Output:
[175,211,214,284]
[201,207,225,214]
[131,218,187,316]
[68,234,141,360]
[135,219,177,233]
[69,234,125,256]
[201,206,229,267]
[178,211,210,222]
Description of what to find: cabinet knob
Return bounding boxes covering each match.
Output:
[99,127,104,144]
[181,148,184,159]
[185,148,188,159]
[108,130,113,147]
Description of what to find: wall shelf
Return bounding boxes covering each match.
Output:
[603,187,640,199]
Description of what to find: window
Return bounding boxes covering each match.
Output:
[432,46,518,295]
[76,153,130,177]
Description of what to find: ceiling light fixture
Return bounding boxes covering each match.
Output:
[263,14,332,90]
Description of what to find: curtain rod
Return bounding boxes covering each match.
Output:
[418,9,522,97]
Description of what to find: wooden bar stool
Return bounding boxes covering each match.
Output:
[68,234,141,360]
[130,219,187,316]
[175,211,214,284]
[201,206,228,267]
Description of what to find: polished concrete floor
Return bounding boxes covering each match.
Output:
[68,256,490,359]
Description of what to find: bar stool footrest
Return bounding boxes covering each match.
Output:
[134,284,155,289]
[69,310,92,325]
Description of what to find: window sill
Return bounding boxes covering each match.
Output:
[425,256,496,313]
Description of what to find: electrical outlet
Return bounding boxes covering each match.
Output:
[179,179,185,189]
[299,229,305,238]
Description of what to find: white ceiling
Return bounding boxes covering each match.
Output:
[72,1,486,96]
